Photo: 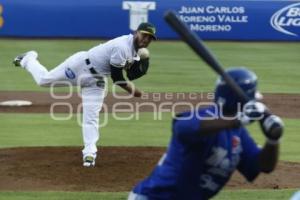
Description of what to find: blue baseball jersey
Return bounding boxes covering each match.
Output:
[133,106,262,200]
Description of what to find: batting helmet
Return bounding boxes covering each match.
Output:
[215,67,261,114]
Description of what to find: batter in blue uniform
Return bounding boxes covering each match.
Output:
[128,67,284,200]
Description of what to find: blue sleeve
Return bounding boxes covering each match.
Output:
[237,128,262,182]
[173,110,209,144]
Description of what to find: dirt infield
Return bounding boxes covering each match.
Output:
[0,91,299,192]
[0,147,299,192]
[1,91,300,118]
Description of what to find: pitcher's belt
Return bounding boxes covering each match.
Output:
[85,58,98,75]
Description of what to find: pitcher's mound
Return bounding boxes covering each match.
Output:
[0,147,299,191]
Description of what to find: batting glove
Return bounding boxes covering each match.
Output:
[238,100,266,126]
[260,113,284,144]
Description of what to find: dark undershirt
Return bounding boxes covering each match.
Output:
[110,65,126,86]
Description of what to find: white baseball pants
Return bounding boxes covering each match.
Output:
[23,51,106,160]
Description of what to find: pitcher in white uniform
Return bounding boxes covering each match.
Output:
[13,22,157,167]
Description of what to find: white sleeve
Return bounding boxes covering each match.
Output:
[110,47,127,68]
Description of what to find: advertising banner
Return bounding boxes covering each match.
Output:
[0,0,299,40]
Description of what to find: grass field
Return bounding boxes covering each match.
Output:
[0,113,299,162]
[1,39,300,93]
[0,189,297,200]
[0,39,299,199]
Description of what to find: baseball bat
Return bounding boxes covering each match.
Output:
[164,10,284,140]
[164,10,250,102]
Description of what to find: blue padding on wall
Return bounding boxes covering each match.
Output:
[0,0,299,40]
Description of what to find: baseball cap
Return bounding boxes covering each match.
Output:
[137,22,157,40]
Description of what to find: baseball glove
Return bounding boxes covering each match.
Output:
[126,58,149,81]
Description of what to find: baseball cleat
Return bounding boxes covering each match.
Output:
[83,156,95,167]
[13,51,38,67]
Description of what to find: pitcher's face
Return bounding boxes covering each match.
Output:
[134,31,153,49]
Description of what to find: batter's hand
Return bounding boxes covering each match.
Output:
[260,113,284,142]
[238,101,266,125]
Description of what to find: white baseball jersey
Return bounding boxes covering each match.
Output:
[20,34,142,165]
[88,34,140,75]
